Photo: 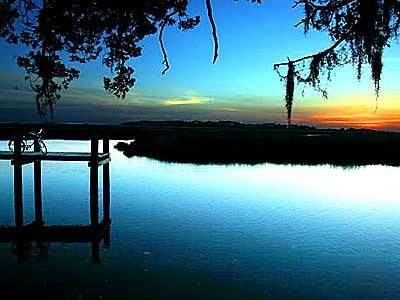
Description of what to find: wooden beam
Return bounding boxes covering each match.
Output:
[2,137,113,233]
[103,137,111,223]
[1,151,110,162]
[34,142,44,225]
[0,222,110,243]
[13,138,23,228]
[13,163,23,228]
[11,158,34,165]
[91,138,99,161]
[103,225,111,249]
[88,156,110,167]
[90,138,99,226]
[91,241,101,264]
[103,161,111,223]
[103,138,110,154]
[0,152,13,160]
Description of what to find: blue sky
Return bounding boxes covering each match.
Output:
[1,0,400,128]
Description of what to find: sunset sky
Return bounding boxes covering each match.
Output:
[1,0,400,130]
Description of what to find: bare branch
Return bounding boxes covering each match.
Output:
[274,36,346,68]
[293,0,356,10]
[159,20,170,76]
[206,0,219,64]
[158,11,179,76]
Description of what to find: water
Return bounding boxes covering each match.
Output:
[1,140,400,299]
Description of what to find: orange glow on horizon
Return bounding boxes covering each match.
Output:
[306,113,400,130]
[293,95,400,130]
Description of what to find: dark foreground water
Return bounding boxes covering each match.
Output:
[1,140,400,299]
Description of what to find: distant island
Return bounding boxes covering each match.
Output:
[1,121,400,166]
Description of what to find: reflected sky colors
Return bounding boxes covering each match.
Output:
[1,140,400,299]
[1,0,400,129]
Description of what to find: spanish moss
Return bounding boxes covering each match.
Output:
[275,0,400,123]
[285,61,295,126]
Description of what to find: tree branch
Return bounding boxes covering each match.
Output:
[159,20,170,75]
[158,11,178,75]
[206,0,219,64]
[293,0,356,10]
[274,36,346,68]
[292,0,357,28]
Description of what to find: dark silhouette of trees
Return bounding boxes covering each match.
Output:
[0,0,260,116]
[274,0,400,124]
[1,0,400,124]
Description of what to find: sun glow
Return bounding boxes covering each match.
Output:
[294,94,400,130]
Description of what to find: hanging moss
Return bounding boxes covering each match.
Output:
[285,61,295,126]
[371,49,383,97]
[276,0,400,123]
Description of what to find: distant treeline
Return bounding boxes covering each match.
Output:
[122,120,318,130]
[1,121,399,166]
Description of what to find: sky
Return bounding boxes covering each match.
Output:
[1,0,400,129]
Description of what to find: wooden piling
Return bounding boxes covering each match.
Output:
[2,135,113,263]
[91,240,101,264]
[34,142,43,225]
[13,137,23,228]
[103,227,111,249]
[90,138,99,226]
[103,138,111,222]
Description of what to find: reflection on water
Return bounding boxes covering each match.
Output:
[0,140,400,299]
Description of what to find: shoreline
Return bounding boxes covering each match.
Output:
[1,121,400,166]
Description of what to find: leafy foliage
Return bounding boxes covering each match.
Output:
[275,0,400,124]
[0,0,260,116]
[2,0,399,125]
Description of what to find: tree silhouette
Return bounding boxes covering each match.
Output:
[2,0,399,124]
[274,0,400,125]
[0,0,260,116]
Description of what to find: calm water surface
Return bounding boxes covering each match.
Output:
[0,140,400,299]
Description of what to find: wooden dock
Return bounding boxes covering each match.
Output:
[0,151,110,163]
[0,137,112,263]
[0,222,110,243]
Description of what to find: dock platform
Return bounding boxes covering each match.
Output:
[0,151,109,161]
[0,137,112,263]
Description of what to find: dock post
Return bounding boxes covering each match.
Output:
[91,240,101,264]
[13,137,23,228]
[103,138,111,223]
[90,138,99,226]
[103,227,111,249]
[34,142,43,225]
[15,240,29,263]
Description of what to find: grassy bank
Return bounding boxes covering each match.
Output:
[116,123,400,166]
[1,121,398,166]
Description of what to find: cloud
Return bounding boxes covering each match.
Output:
[218,107,240,112]
[162,96,212,106]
